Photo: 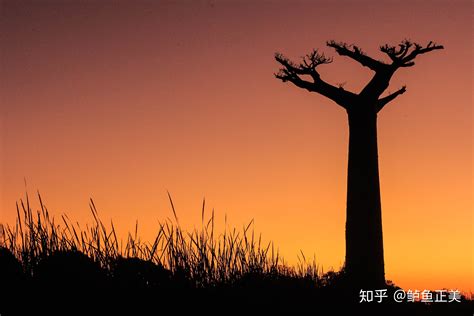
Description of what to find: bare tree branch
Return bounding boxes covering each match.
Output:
[275,51,355,109]
[380,40,412,62]
[327,41,387,71]
[376,86,406,112]
[380,40,444,67]
[274,40,442,113]
[360,40,442,100]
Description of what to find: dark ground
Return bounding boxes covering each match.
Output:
[0,248,472,315]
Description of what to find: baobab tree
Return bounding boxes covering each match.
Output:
[275,40,443,289]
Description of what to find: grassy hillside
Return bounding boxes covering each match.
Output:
[0,193,471,315]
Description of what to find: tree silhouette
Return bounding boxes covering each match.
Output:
[275,40,443,289]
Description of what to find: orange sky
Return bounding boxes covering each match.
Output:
[1,0,472,293]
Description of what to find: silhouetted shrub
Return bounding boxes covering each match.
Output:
[33,250,105,292]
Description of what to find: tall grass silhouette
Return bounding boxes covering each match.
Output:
[0,192,322,288]
[0,192,472,315]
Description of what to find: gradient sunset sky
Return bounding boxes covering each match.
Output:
[1,0,472,293]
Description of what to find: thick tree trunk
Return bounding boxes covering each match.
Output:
[345,106,385,289]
